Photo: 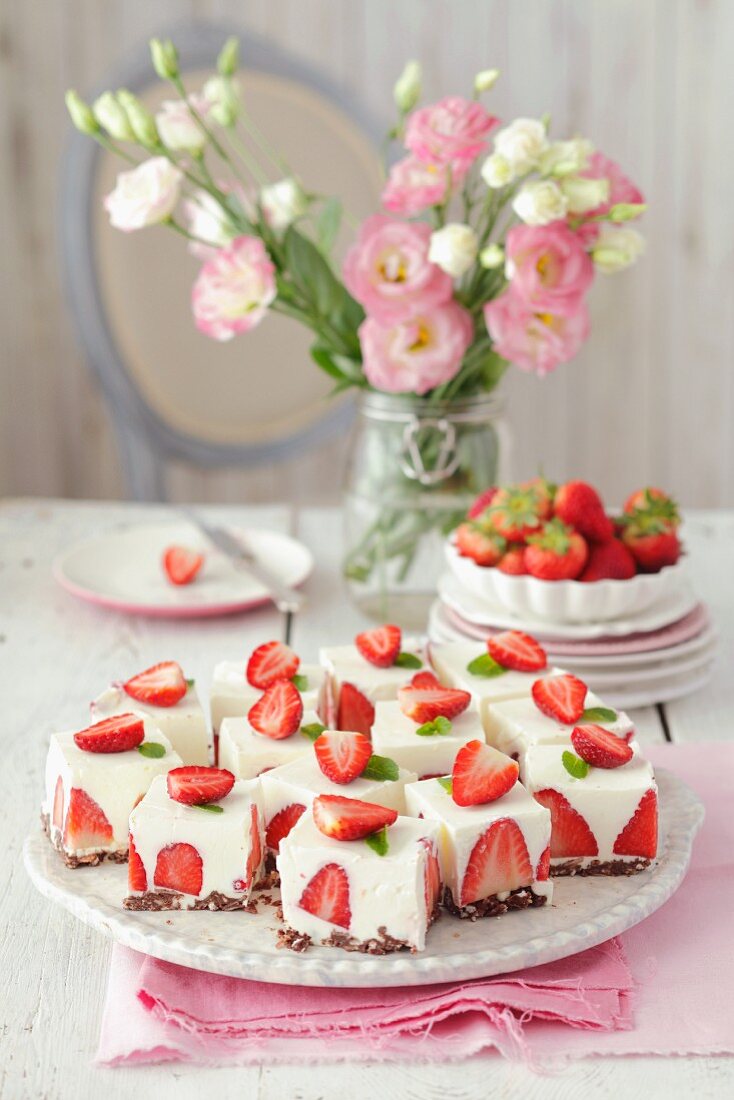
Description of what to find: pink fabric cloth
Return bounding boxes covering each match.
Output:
[97,743,734,1067]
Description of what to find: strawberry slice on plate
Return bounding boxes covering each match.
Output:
[531,674,587,724]
[312,794,398,841]
[314,729,372,784]
[63,788,113,851]
[248,680,304,739]
[570,724,634,769]
[162,545,204,586]
[265,802,306,852]
[124,661,187,708]
[128,836,147,892]
[459,819,533,906]
[451,740,519,806]
[337,683,375,736]
[154,842,203,895]
[422,837,442,918]
[487,630,547,672]
[410,670,442,689]
[613,788,657,859]
[398,681,471,724]
[245,804,263,888]
[533,789,598,858]
[73,713,145,754]
[355,624,401,668]
[167,765,235,805]
[298,863,351,929]
[246,641,300,690]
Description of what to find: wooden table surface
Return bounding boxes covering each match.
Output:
[2,499,732,1100]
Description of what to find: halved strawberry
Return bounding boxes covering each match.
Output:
[314,729,372,784]
[312,794,398,841]
[536,845,551,881]
[460,819,533,906]
[452,741,519,806]
[162,545,204,586]
[533,789,598,857]
[248,680,304,739]
[422,837,442,919]
[355,624,401,668]
[468,486,498,520]
[245,804,263,887]
[124,661,187,708]
[531,674,587,724]
[128,836,147,892]
[398,682,471,724]
[63,788,114,851]
[154,842,203,895]
[571,724,634,769]
[246,641,300,690]
[337,683,375,736]
[298,863,351,929]
[52,776,64,833]
[411,670,442,689]
[613,788,657,858]
[487,630,547,672]
[73,713,145,754]
[166,765,235,805]
[265,802,305,852]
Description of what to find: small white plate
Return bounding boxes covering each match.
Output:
[53,522,313,619]
[24,771,702,988]
[598,666,716,709]
[556,644,718,687]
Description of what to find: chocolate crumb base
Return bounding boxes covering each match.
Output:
[254,859,280,890]
[324,925,418,955]
[551,857,652,877]
[443,885,548,921]
[277,926,312,953]
[124,890,257,913]
[42,813,128,868]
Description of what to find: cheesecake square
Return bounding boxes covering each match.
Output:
[210,660,326,733]
[277,810,442,953]
[218,709,322,780]
[405,777,552,918]
[319,637,425,727]
[125,774,265,910]
[522,741,658,875]
[484,692,634,760]
[371,700,486,779]
[43,719,182,867]
[91,681,211,766]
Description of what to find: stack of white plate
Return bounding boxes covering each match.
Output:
[430,544,717,709]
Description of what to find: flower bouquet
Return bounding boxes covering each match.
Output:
[66,38,646,621]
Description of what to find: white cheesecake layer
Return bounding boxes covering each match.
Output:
[129,774,264,900]
[485,691,634,760]
[405,778,552,904]
[371,700,485,778]
[278,811,441,950]
[210,660,326,732]
[319,638,425,706]
[218,709,321,780]
[91,683,211,767]
[43,720,181,856]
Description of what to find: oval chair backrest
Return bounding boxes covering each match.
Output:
[60,23,383,500]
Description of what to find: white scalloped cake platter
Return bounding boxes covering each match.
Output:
[24,770,703,988]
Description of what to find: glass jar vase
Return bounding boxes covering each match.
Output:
[342,391,510,628]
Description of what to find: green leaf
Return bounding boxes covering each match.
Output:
[364,825,389,857]
[362,754,399,781]
[310,344,349,383]
[137,742,166,759]
[467,653,507,678]
[284,226,343,318]
[316,197,342,253]
[562,751,590,779]
[581,707,618,723]
[437,776,453,794]
[185,678,195,689]
[292,674,309,692]
[394,652,422,669]
[416,716,453,737]
[194,803,224,814]
[301,722,326,742]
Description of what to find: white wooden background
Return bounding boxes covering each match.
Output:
[2,0,733,507]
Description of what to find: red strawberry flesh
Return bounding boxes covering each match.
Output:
[570,724,634,769]
[73,713,145,754]
[613,788,657,858]
[531,674,587,724]
[459,818,533,906]
[314,729,372,784]
[533,788,598,858]
[154,842,203,895]
[248,679,304,739]
[166,765,235,805]
[398,683,471,724]
[246,641,299,690]
[163,545,204,586]
[312,794,398,841]
[124,661,187,708]
[298,863,351,929]
[451,740,519,806]
[337,683,375,736]
[265,802,306,852]
[355,624,402,668]
[487,630,547,672]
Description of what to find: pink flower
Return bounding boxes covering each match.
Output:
[405,96,498,170]
[484,289,589,376]
[576,152,645,243]
[192,236,276,341]
[505,222,594,317]
[382,155,466,216]
[359,301,474,394]
[343,215,452,324]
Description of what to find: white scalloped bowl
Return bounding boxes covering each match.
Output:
[445,537,690,624]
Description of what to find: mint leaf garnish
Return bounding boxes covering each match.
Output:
[362,754,399,781]
[137,742,166,759]
[185,678,195,689]
[292,674,309,692]
[437,776,453,794]
[562,751,590,779]
[301,722,326,742]
[194,803,224,814]
[581,707,617,723]
[416,716,453,737]
[395,652,422,669]
[364,825,389,856]
[467,653,507,678]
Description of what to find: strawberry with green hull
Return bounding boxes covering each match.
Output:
[621,514,681,572]
[488,479,552,542]
[455,522,505,566]
[623,487,680,527]
[497,545,527,575]
[525,518,588,580]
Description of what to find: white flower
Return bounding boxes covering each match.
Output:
[428,223,478,278]
[104,157,183,232]
[479,243,504,269]
[481,153,514,188]
[394,61,422,113]
[93,92,134,142]
[203,76,241,126]
[156,96,208,154]
[493,117,549,173]
[474,68,500,93]
[512,179,569,225]
[539,138,594,177]
[560,175,610,214]
[183,189,236,259]
[260,177,308,232]
[591,225,645,273]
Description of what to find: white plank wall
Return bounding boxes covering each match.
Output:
[1,0,733,507]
